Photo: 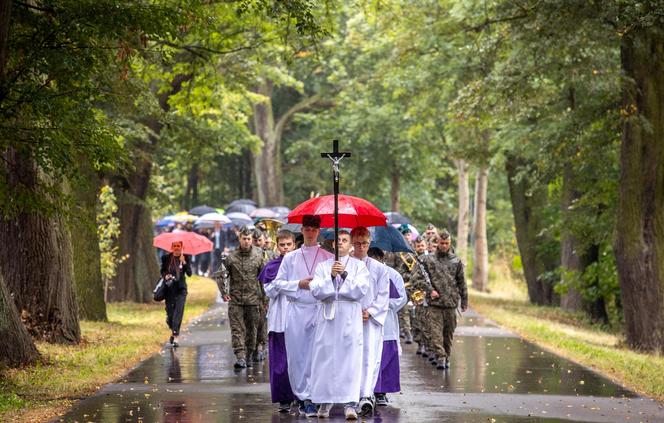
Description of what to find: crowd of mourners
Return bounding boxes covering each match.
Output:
[167,214,467,420]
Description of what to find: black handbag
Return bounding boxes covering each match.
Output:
[153,278,166,302]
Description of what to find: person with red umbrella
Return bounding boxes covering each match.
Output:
[160,241,192,348]
[272,215,334,418]
[308,230,371,420]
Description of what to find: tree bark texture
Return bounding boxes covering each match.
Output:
[69,163,107,321]
[560,164,585,312]
[109,74,190,302]
[506,158,559,305]
[109,158,158,303]
[616,26,664,352]
[456,159,470,264]
[252,80,283,206]
[390,170,400,213]
[0,149,81,344]
[0,272,39,367]
[251,79,321,206]
[472,165,489,292]
[0,0,11,87]
[182,162,199,211]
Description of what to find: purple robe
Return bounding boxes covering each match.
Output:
[259,255,284,284]
[374,279,402,394]
[261,255,295,403]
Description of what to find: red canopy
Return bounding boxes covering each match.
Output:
[153,231,213,255]
[287,194,387,228]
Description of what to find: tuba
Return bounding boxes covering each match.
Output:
[257,218,284,251]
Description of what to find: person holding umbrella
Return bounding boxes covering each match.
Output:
[272,215,333,417]
[160,241,192,347]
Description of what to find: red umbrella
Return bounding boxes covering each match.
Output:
[153,231,213,255]
[288,194,387,228]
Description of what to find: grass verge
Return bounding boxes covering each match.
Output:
[0,276,218,423]
[471,259,664,402]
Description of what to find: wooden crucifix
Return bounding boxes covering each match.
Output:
[321,139,351,260]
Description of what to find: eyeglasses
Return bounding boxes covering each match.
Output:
[353,241,370,247]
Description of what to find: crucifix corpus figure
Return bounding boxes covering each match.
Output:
[320,139,351,260]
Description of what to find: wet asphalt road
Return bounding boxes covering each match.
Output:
[58,297,664,423]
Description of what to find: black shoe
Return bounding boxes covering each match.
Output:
[445,357,451,369]
[278,401,291,413]
[422,351,429,358]
[375,393,388,406]
[246,357,254,368]
[358,397,374,417]
[234,358,247,368]
[169,335,174,345]
[172,341,179,348]
[428,355,435,362]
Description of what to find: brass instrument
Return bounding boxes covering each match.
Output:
[411,289,426,305]
[257,218,284,251]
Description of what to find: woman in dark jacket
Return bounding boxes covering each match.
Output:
[161,241,192,347]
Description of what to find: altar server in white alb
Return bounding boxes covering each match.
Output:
[271,215,333,418]
[369,247,408,406]
[309,230,371,420]
[350,226,390,416]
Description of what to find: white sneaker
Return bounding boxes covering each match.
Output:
[318,403,332,418]
[344,405,358,420]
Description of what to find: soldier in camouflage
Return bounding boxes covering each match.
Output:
[216,226,266,369]
[418,230,468,370]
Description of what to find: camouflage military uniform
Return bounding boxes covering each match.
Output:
[411,253,435,354]
[419,250,467,361]
[215,246,266,360]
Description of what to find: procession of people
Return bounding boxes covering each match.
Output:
[154,195,469,420]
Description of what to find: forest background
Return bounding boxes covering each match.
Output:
[0,0,663,376]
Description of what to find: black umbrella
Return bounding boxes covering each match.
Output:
[384,211,411,225]
[189,205,217,216]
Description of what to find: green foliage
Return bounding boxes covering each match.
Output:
[96,186,125,292]
[0,0,185,217]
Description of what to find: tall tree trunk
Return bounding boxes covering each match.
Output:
[0,150,81,344]
[182,162,199,210]
[390,170,400,212]
[0,0,12,103]
[110,74,191,302]
[251,78,321,206]
[616,26,664,352]
[506,157,559,305]
[456,159,470,264]
[0,273,39,367]
[69,163,107,321]
[251,79,282,206]
[560,164,585,312]
[472,165,489,292]
[109,158,158,303]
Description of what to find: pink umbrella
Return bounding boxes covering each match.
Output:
[153,231,213,255]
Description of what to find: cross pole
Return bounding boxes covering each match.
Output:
[321,139,351,260]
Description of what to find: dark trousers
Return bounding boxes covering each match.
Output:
[165,289,187,336]
[211,248,223,275]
